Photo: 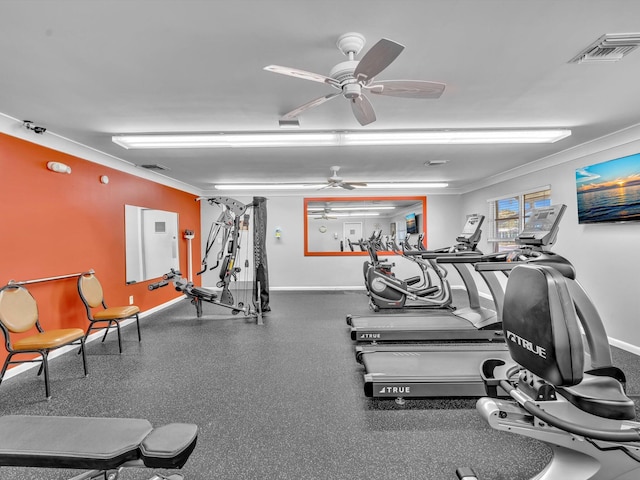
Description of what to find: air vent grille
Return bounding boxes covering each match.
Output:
[140,164,170,171]
[569,33,640,63]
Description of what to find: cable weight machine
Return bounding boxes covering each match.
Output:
[150,196,269,325]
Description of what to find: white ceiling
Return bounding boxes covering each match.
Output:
[2,0,640,193]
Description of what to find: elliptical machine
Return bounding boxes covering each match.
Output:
[365,214,484,311]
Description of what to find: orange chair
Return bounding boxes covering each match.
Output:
[77,272,141,353]
[0,284,88,398]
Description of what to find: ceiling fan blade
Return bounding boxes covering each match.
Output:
[264,65,341,88]
[281,92,341,120]
[340,183,356,190]
[353,39,405,82]
[367,80,446,99]
[351,95,376,126]
[347,182,368,187]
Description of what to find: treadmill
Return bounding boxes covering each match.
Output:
[348,214,506,343]
[357,204,567,403]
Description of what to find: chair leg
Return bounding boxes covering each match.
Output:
[79,339,88,376]
[115,321,123,353]
[101,322,111,343]
[135,314,141,342]
[0,353,13,387]
[41,351,51,399]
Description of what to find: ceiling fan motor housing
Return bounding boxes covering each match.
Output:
[329,60,362,98]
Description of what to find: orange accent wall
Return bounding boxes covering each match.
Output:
[0,133,201,368]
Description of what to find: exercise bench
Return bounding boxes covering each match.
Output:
[0,415,198,480]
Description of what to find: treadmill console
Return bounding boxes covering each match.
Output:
[516,204,566,247]
[455,214,485,247]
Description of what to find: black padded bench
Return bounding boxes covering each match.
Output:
[0,415,197,478]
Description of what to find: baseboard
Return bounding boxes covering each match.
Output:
[609,337,640,356]
[2,296,185,382]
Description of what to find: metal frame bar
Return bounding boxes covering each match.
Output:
[9,269,94,286]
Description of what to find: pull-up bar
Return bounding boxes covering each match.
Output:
[8,269,94,286]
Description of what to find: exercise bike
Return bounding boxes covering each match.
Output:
[477,264,640,480]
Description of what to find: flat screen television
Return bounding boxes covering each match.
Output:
[405,212,418,234]
[576,152,640,224]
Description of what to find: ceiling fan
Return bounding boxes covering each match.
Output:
[323,166,367,190]
[264,32,446,126]
[312,211,338,221]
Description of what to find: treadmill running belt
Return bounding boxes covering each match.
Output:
[361,346,512,398]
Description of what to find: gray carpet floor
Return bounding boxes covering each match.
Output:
[0,290,638,480]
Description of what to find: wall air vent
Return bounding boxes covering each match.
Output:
[140,164,170,171]
[569,33,640,63]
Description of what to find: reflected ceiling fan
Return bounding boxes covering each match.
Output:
[323,166,367,190]
[264,32,446,126]
[312,210,338,221]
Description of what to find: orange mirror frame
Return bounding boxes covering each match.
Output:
[304,196,427,256]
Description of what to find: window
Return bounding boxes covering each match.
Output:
[488,187,551,252]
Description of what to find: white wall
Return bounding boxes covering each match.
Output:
[460,125,640,352]
[199,193,464,290]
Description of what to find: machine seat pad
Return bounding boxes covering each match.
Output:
[140,423,198,468]
[190,287,218,300]
[13,328,84,350]
[415,286,439,297]
[558,373,636,421]
[93,305,140,320]
[0,415,152,470]
[405,276,421,286]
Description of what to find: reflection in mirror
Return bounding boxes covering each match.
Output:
[304,196,427,256]
[125,205,179,283]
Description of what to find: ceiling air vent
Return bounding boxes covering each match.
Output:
[569,33,640,63]
[140,164,170,171]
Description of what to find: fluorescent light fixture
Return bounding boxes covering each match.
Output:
[213,183,324,190]
[113,129,571,149]
[112,132,338,149]
[341,130,571,145]
[308,212,380,217]
[215,182,447,191]
[308,206,396,211]
[362,182,449,189]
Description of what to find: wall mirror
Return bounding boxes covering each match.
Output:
[125,205,179,283]
[304,196,427,256]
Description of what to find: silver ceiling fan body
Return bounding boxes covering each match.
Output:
[264,32,446,126]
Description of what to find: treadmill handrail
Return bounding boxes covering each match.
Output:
[431,254,484,263]
[403,248,481,258]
